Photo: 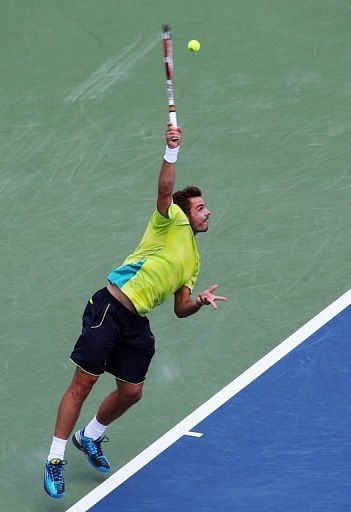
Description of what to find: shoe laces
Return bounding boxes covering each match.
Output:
[48,459,67,483]
[87,436,109,459]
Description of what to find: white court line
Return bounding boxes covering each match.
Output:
[185,431,204,438]
[66,288,351,512]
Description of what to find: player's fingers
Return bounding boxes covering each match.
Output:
[214,295,227,302]
[208,284,218,293]
[167,130,181,142]
[167,136,180,144]
[166,124,182,133]
[209,299,218,310]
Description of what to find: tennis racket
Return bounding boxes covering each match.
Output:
[162,24,178,134]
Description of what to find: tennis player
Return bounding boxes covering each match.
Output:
[44,124,227,499]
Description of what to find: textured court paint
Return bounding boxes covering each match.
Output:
[1,1,351,510]
[64,35,160,102]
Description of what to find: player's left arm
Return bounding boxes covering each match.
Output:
[174,284,227,318]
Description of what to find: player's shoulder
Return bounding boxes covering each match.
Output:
[152,203,188,225]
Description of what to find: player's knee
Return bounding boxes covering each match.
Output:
[70,373,97,402]
[120,385,143,406]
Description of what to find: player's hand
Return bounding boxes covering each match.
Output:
[197,284,227,310]
[166,123,182,149]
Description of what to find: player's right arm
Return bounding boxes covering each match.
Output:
[157,124,182,217]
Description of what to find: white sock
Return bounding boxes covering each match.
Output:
[84,416,107,441]
[47,436,68,461]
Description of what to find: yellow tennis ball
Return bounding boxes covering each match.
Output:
[188,39,200,52]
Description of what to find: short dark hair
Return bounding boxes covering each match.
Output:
[173,186,202,214]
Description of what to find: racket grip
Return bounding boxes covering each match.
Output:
[169,111,177,128]
[168,111,179,140]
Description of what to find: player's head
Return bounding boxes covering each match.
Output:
[173,186,211,234]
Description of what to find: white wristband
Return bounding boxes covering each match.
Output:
[164,146,179,163]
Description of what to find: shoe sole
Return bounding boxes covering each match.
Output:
[44,485,65,499]
[72,432,111,473]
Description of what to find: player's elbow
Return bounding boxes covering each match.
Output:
[174,306,187,318]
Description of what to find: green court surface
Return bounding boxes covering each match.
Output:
[1,1,350,510]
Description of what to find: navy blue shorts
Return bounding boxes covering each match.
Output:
[70,288,155,384]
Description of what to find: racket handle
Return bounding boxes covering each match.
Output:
[168,111,179,141]
[169,111,177,127]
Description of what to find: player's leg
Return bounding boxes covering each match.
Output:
[44,288,116,498]
[96,379,144,425]
[44,368,99,498]
[73,300,155,473]
[54,368,99,439]
[72,380,143,473]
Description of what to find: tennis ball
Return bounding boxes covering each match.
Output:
[188,40,200,52]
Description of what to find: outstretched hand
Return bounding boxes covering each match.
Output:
[197,284,227,310]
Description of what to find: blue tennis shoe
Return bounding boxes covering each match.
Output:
[72,429,111,472]
[44,458,66,498]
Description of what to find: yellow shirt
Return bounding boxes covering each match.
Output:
[107,204,200,315]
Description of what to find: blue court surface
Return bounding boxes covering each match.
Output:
[67,290,351,512]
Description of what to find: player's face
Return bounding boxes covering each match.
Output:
[187,196,212,234]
